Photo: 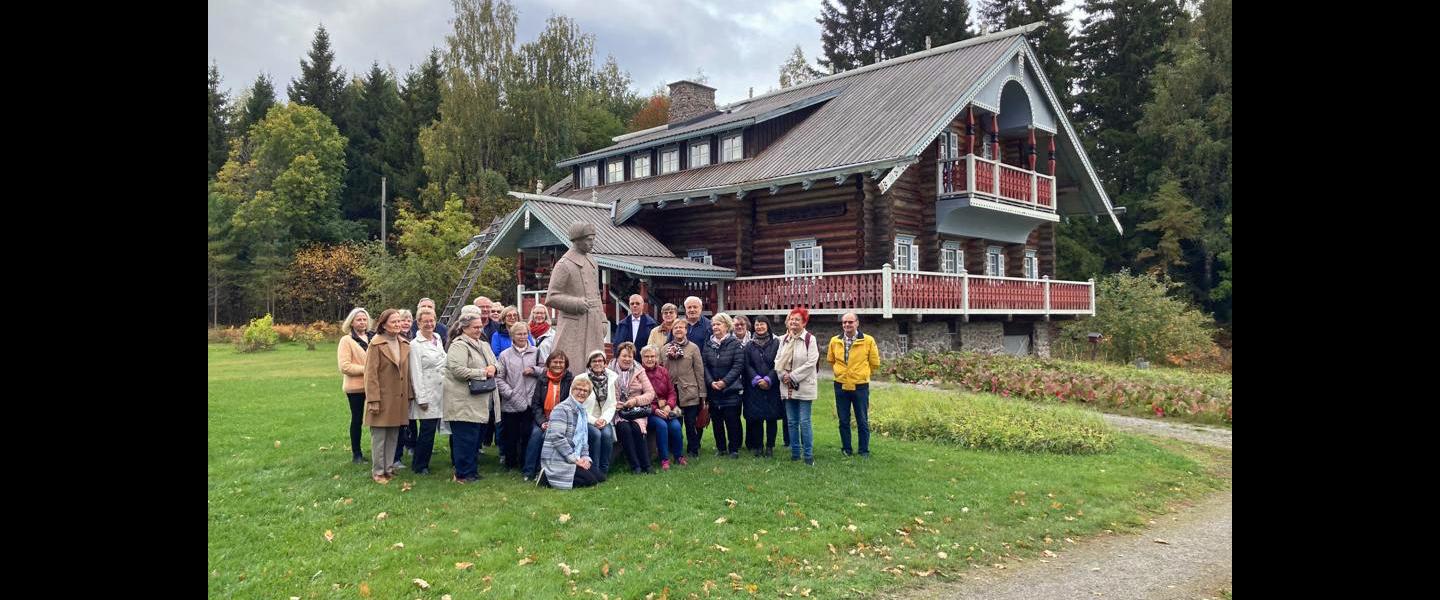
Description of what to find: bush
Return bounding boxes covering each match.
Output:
[237,314,279,352]
[879,351,1232,425]
[869,387,1114,454]
[1061,269,1216,364]
[208,327,242,345]
[272,323,302,342]
[294,321,332,350]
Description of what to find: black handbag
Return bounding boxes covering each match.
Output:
[617,405,653,420]
[469,378,496,395]
[467,340,496,395]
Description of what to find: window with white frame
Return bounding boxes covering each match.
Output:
[722,133,743,162]
[580,164,598,188]
[607,158,624,184]
[941,241,963,274]
[660,147,679,174]
[687,248,712,265]
[894,234,919,271]
[689,139,711,168]
[632,153,651,179]
[784,238,824,275]
[1024,249,1039,279]
[986,245,1004,276]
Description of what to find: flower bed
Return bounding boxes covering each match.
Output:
[879,351,1232,425]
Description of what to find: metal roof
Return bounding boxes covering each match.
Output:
[546,22,1121,235]
[489,192,737,280]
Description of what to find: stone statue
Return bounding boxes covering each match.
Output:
[545,221,607,375]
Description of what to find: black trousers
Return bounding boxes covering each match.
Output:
[711,404,743,454]
[412,418,439,471]
[616,420,651,472]
[682,404,702,456]
[744,417,780,449]
[345,392,365,457]
[499,411,531,470]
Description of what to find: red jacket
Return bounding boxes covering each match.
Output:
[644,363,677,412]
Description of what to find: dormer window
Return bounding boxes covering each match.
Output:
[661,147,679,174]
[607,158,624,184]
[632,153,651,179]
[580,165,598,188]
[721,132,743,162]
[689,139,711,168]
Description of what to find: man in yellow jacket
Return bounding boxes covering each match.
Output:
[827,312,881,457]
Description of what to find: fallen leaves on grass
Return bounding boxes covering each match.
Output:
[714,517,728,524]
[375,512,388,521]
[412,578,430,590]
[713,544,730,552]
[358,582,371,598]
[456,562,474,570]
[726,498,738,508]
[390,543,404,549]
[559,513,572,523]
[518,556,534,566]
[936,551,948,559]
[274,440,281,448]
[323,530,334,543]
[558,563,576,577]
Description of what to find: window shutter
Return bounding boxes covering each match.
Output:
[784,248,796,275]
[909,243,919,273]
[813,246,823,274]
[894,239,903,269]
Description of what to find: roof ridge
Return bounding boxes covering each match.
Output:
[719,22,1044,111]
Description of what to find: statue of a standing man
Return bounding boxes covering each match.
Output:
[546,221,607,375]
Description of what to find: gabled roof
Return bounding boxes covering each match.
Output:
[486,192,735,280]
[550,22,1122,234]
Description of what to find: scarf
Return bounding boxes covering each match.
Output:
[777,329,807,373]
[708,333,732,350]
[666,338,687,360]
[351,330,370,351]
[566,396,589,453]
[589,369,610,406]
[529,319,550,339]
[753,331,773,346]
[543,370,564,417]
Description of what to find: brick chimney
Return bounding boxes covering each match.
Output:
[667,80,717,125]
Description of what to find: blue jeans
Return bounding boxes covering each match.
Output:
[785,400,813,460]
[523,424,545,478]
[834,383,870,455]
[648,415,685,461]
[450,421,481,480]
[587,423,615,475]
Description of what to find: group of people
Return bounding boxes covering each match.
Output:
[338,293,881,491]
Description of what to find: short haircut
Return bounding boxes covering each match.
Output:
[456,313,482,332]
[640,345,659,357]
[417,297,435,308]
[499,305,520,322]
[684,296,702,307]
[374,309,401,334]
[416,307,436,320]
[616,341,637,358]
[396,309,414,320]
[509,321,529,337]
[711,312,733,332]
[660,303,678,315]
[546,350,570,371]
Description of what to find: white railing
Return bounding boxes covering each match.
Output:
[937,154,1056,212]
[722,264,1092,318]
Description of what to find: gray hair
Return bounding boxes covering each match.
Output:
[417,297,435,308]
[660,302,678,315]
[396,309,414,320]
[509,321,529,337]
[456,313,482,332]
[683,296,703,307]
[711,312,733,332]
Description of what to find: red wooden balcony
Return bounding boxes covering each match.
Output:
[938,154,1055,212]
[720,266,1093,318]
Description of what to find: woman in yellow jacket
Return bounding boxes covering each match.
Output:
[337,308,372,464]
[826,312,880,457]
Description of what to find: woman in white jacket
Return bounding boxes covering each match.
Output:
[776,307,821,465]
[578,349,620,478]
[407,308,449,474]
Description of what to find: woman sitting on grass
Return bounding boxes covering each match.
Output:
[539,375,602,489]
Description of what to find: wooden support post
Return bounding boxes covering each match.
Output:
[882,263,894,319]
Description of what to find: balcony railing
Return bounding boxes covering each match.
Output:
[720,265,1093,318]
[938,154,1055,212]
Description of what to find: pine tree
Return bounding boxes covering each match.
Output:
[979,0,1075,105]
[340,62,402,234]
[816,0,903,72]
[385,50,442,207]
[1135,177,1203,275]
[237,73,278,137]
[208,62,231,182]
[1072,0,1186,197]
[287,24,347,121]
[1135,0,1231,321]
[778,45,824,88]
[894,0,974,55]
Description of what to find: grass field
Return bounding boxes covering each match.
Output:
[209,342,1222,598]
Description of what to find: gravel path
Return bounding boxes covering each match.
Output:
[872,380,1233,600]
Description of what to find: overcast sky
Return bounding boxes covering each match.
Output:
[209,0,1085,107]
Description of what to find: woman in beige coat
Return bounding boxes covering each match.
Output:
[364,309,414,483]
[444,313,499,483]
[663,318,706,461]
[776,307,821,465]
[337,307,372,464]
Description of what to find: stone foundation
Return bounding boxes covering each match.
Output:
[959,321,1005,355]
[1032,321,1058,359]
[740,315,1055,360]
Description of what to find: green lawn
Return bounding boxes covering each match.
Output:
[209,342,1222,598]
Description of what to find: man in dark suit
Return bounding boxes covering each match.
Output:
[611,294,657,350]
